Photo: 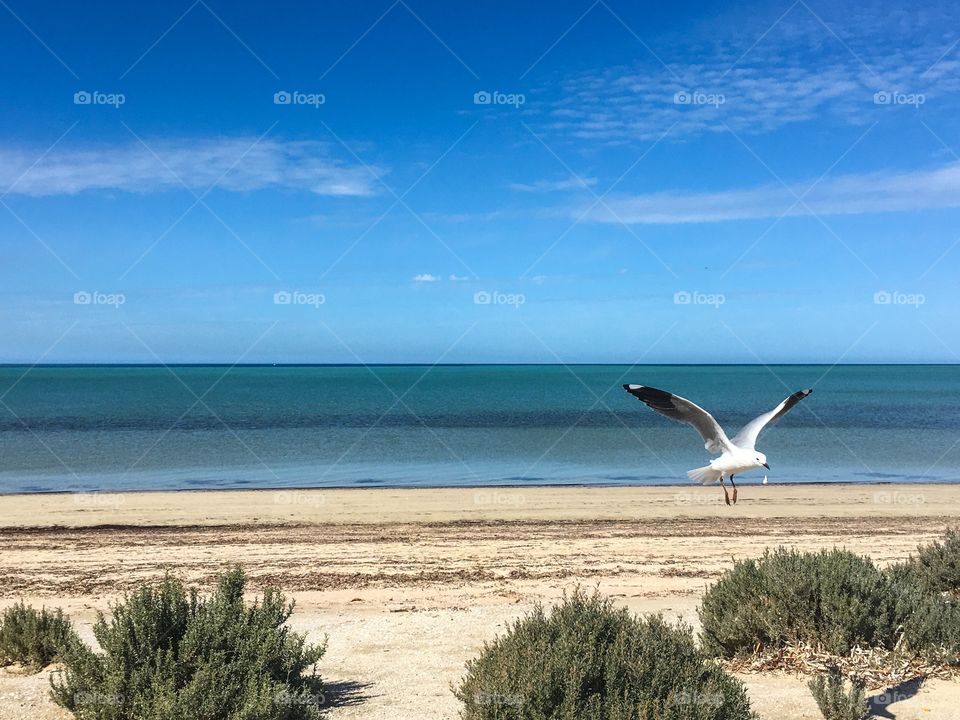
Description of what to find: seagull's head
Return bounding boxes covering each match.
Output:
[754,452,770,470]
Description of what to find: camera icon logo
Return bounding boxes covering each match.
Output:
[473,290,492,305]
[873,290,891,305]
[673,290,692,305]
[873,91,891,105]
[273,290,292,305]
[74,91,92,105]
[673,91,691,105]
[73,291,92,305]
[273,91,292,105]
[473,91,492,105]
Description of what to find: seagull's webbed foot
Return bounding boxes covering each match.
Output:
[720,476,731,506]
[730,475,738,505]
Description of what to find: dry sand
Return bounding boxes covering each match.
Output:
[1,483,958,719]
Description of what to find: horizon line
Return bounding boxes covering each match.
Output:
[1,362,958,368]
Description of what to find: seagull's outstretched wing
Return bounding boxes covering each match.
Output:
[731,389,813,450]
[623,384,734,454]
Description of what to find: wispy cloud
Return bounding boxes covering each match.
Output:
[583,161,960,223]
[542,5,960,143]
[0,138,384,197]
[419,209,511,224]
[412,273,440,282]
[509,177,597,192]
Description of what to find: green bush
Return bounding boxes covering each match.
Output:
[0,602,77,671]
[700,546,960,660]
[886,567,960,661]
[807,671,867,720]
[454,589,756,720]
[700,548,898,657]
[888,527,960,596]
[51,568,326,720]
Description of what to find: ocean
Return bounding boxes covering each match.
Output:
[0,364,958,493]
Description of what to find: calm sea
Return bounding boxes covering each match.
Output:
[0,365,958,493]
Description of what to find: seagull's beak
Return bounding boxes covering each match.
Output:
[762,462,770,469]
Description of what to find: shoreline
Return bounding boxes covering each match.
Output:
[0,483,954,529]
[1,476,957,498]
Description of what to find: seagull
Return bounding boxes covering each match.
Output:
[622,384,812,505]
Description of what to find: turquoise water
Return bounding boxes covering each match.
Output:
[0,365,958,493]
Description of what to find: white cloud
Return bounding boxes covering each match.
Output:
[413,273,439,282]
[548,63,869,143]
[449,274,469,281]
[583,161,960,224]
[419,210,510,223]
[509,177,598,192]
[0,138,384,197]
[541,5,960,143]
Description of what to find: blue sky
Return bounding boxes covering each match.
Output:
[1,0,959,363]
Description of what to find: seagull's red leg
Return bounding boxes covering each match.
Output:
[720,475,730,506]
[730,475,738,504]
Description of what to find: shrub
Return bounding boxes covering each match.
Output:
[888,527,960,596]
[700,546,960,661]
[454,589,756,720]
[51,568,326,720]
[0,602,77,671]
[700,548,898,657]
[886,567,960,661]
[807,671,867,720]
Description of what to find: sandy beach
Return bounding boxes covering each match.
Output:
[1,483,959,719]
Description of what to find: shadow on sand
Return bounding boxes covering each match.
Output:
[322,680,376,709]
[867,676,925,719]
